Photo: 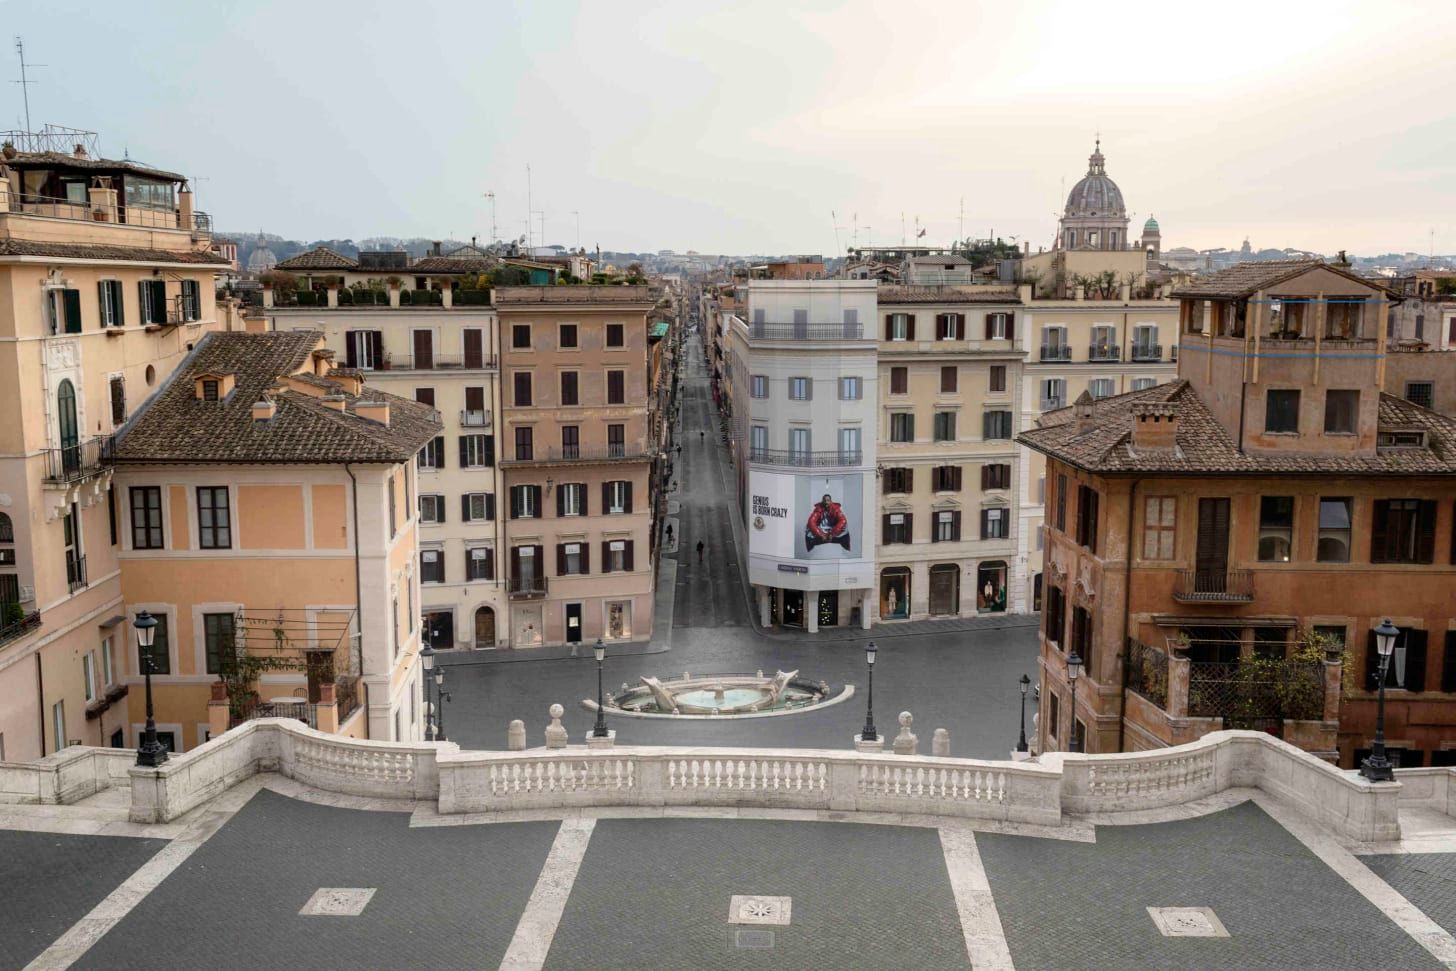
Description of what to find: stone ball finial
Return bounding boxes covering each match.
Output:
[549,703,564,719]
[899,711,912,728]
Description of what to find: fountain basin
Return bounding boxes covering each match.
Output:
[581,671,855,720]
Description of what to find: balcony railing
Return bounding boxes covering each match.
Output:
[508,575,549,598]
[501,445,650,466]
[43,437,111,484]
[1187,660,1325,726]
[1040,397,1065,411]
[748,448,863,467]
[1039,345,1072,362]
[334,676,361,723]
[1130,343,1163,362]
[11,193,200,232]
[66,554,88,594]
[232,698,318,730]
[1125,638,1169,709]
[459,410,492,428]
[749,322,867,341]
[0,609,41,647]
[192,211,212,233]
[1173,569,1254,603]
[380,354,498,372]
[1088,344,1121,362]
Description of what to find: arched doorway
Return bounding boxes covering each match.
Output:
[879,567,910,620]
[474,606,496,649]
[57,379,79,475]
[928,564,959,616]
[977,561,1008,613]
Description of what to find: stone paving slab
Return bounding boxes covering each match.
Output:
[1365,853,1456,942]
[545,817,970,970]
[976,801,1442,970]
[73,788,558,971]
[0,829,166,969]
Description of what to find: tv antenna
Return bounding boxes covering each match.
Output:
[482,191,497,245]
[571,210,580,250]
[13,37,44,133]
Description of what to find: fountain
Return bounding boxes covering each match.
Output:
[583,670,853,720]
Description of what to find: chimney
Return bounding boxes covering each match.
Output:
[432,241,442,257]
[1335,249,1350,268]
[355,400,390,426]
[251,399,276,422]
[73,143,88,159]
[1072,390,1097,434]
[1131,401,1179,450]
[321,394,347,412]
[1018,283,1033,303]
[243,314,269,334]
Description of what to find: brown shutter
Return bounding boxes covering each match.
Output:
[556,544,567,576]
[1406,629,1429,692]
[371,332,384,368]
[904,514,913,541]
[981,465,990,490]
[981,510,990,539]
[345,332,358,368]
[466,386,485,411]
[464,329,484,369]
[952,466,962,490]
[905,468,913,492]
[556,485,566,517]
[1417,500,1438,563]
[1443,632,1456,692]
[1006,313,1015,342]
[884,314,894,340]
[459,437,469,467]
[602,482,611,513]
[931,467,941,492]
[955,313,965,338]
[1370,500,1389,563]
[624,540,635,572]
[581,543,590,575]
[415,388,435,406]
[906,314,916,340]
[984,313,995,340]
[531,486,542,514]
[601,541,611,570]
[951,510,962,541]
[623,482,633,514]
[461,495,471,521]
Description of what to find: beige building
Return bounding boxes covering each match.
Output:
[875,287,1025,619]
[496,287,659,647]
[0,142,228,761]
[108,330,440,749]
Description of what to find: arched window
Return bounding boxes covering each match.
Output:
[0,512,12,544]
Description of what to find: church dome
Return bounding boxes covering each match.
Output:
[1144,215,1159,232]
[1064,141,1125,217]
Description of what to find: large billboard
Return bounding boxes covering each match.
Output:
[749,471,863,561]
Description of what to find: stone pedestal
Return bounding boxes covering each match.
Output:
[507,719,526,751]
[932,728,950,757]
[854,734,884,753]
[388,287,401,308]
[441,288,453,309]
[1010,750,1031,762]
[206,682,230,741]
[544,703,568,749]
[1167,653,1191,719]
[893,712,918,755]
[326,286,339,309]
[586,730,616,749]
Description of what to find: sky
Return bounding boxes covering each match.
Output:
[9,0,1455,257]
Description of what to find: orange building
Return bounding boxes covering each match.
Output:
[1021,260,1456,767]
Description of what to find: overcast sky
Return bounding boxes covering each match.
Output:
[11,0,1455,256]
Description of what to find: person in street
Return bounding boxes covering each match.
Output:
[700,430,704,443]
[666,523,674,544]
[696,540,705,562]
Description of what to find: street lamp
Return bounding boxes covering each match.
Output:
[433,666,450,742]
[1361,619,1400,783]
[860,640,879,742]
[134,611,167,767]
[1017,673,1031,753]
[592,638,610,737]
[1066,652,1083,753]
[421,643,436,741]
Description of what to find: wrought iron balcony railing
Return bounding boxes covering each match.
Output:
[43,437,111,484]
[459,410,492,428]
[749,321,867,341]
[66,554,88,594]
[500,445,649,466]
[1088,344,1121,362]
[1130,343,1163,362]
[508,575,549,598]
[1173,569,1254,603]
[1039,345,1072,362]
[748,448,863,467]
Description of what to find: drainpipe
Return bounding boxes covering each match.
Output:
[344,462,367,733]
[1117,477,1142,753]
[36,653,45,756]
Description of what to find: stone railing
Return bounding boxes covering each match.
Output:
[0,746,135,805]
[1392,767,1456,815]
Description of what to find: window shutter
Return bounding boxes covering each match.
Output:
[581,544,590,574]
[97,281,110,326]
[556,486,566,517]
[152,281,167,321]
[981,510,990,540]
[1370,500,1389,563]
[510,488,521,519]
[931,467,941,492]
[602,482,611,513]
[984,313,995,340]
[884,314,894,341]
[511,546,522,580]
[370,332,384,369]
[459,437,469,467]
[1443,632,1456,693]
[1417,500,1438,563]
[952,466,962,490]
[438,498,446,523]
[485,493,496,520]
[882,515,892,544]
[556,544,567,576]
[601,541,611,570]
[461,495,471,522]
[531,486,542,513]
[951,511,962,541]
[981,465,990,490]
[1406,629,1429,692]
[434,436,446,469]
[904,514,913,540]
[955,313,965,338]
[345,333,358,368]
[906,314,916,341]
[624,540,635,572]
[982,412,993,439]
[484,435,495,467]
[1006,314,1015,342]
[624,482,633,513]
[137,281,150,324]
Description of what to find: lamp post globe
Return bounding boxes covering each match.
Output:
[592,638,610,737]
[1066,652,1083,753]
[134,610,168,767]
[421,643,436,740]
[1017,673,1031,753]
[1361,619,1400,783]
[433,667,448,742]
[861,641,878,742]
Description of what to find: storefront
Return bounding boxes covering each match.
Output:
[880,567,911,620]
[929,564,960,616]
[977,561,1008,613]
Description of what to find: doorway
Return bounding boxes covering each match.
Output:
[1195,497,1231,593]
[474,606,496,649]
[817,590,839,628]
[929,565,960,615]
[1032,572,1043,612]
[565,603,583,643]
[513,605,543,647]
[976,562,1007,612]
[880,568,910,619]
[782,589,805,628]
[57,379,79,475]
[425,610,454,649]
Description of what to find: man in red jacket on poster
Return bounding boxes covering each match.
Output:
[804,493,851,551]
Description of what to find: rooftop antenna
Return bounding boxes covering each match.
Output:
[483,191,497,245]
[525,163,533,251]
[571,210,580,250]
[958,197,964,248]
[12,37,42,134]
[830,210,844,258]
[900,212,906,245]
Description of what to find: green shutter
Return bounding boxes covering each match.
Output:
[63,289,82,333]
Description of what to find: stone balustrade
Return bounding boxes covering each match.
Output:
[0,746,135,805]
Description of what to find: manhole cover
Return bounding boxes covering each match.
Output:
[734,929,774,949]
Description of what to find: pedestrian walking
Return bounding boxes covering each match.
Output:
[700,430,705,444]
[666,523,674,544]
[696,540,705,563]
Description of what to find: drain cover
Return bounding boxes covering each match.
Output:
[735,929,774,949]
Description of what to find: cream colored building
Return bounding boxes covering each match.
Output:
[0,143,228,761]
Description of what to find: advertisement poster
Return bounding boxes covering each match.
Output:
[748,471,795,558]
[794,474,862,560]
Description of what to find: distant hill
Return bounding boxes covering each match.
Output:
[220,234,474,270]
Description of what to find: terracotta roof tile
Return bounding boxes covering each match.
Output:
[495,285,656,306]
[877,285,1020,305]
[0,238,228,265]
[274,246,359,271]
[1171,259,1389,299]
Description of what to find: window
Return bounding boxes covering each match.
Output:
[558,542,588,576]
[981,507,1008,539]
[606,323,625,347]
[890,367,908,394]
[1371,499,1437,564]
[1040,378,1066,410]
[1324,390,1359,434]
[1132,324,1159,359]
[931,466,960,492]
[1326,297,1362,338]
[601,539,634,572]
[1131,378,1156,392]
[388,476,397,535]
[415,388,435,407]
[1071,607,1093,678]
[750,425,768,458]
[789,428,811,459]
[934,510,961,542]
[839,376,861,400]
[1142,496,1176,560]
[196,487,231,549]
[933,411,957,442]
[607,370,626,404]
[463,492,495,522]
[420,549,444,583]
[418,436,445,470]
[985,313,1011,340]
[1040,326,1067,359]
[882,513,912,544]
[198,378,219,402]
[1044,585,1065,647]
[838,427,861,459]
[511,485,542,519]
[512,324,532,349]
[982,411,1012,440]
[559,324,578,348]
[883,467,913,493]
[181,280,201,322]
[52,701,66,751]
[607,423,625,457]
[467,547,494,581]
[1405,382,1434,410]
[789,377,811,401]
[203,613,236,675]
[419,495,445,523]
[101,636,114,686]
[513,372,533,407]
[137,280,167,325]
[138,614,169,674]
[886,313,911,341]
[514,427,534,461]
[751,375,768,398]
[1088,378,1114,400]
[98,280,124,328]
[1265,389,1300,433]
[1090,325,1116,359]
[890,413,915,443]
[1075,485,1099,552]
[130,487,163,549]
[560,371,579,406]
[940,366,958,393]
[605,480,631,514]
[936,313,962,340]
[110,375,126,425]
[461,434,493,468]
[83,651,96,702]
[989,366,1006,393]
[346,330,383,370]
[1048,692,1060,740]
[558,482,585,517]
[1055,474,1067,531]
[982,464,1010,490]
[1258,496,1294,562]
[1316,497,1352,562]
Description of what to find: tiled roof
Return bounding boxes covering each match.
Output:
[6,150,185,182]
[1170,259,1386,299]
[274,246,359,271]
[0,239,228,265]
[1018,380,1456,476]
[495,285,656,306]
[411,256,495,273]
[878,286,1020,305]
[111,331,440,465]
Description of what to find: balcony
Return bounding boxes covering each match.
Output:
[508,575,549,599]
[66,554,88,594]
[500,445,651,468]
[232,698,318,730]
[749,321,867,341]
[460,410,492,429]
[43,437,111,485]
[0,609,41,647]
[1131,343,1163,362]
[1088,344,1121,362]
[1039,345,1072,363]
[11,193,198,232]
[1173,569,1254,604]
[382,354,498,372]
[748,448,863,468]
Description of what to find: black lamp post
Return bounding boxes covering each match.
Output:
[592,638,610,737]
[420,643,436,741]
[1361,618,1399,783]
[861,640,878,742]
[1017,673,1031,753]
[1066,651,1083,753]
[433,666,450,743]
[134,610,167,767]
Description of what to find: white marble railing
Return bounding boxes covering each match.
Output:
[0,746,135,805]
